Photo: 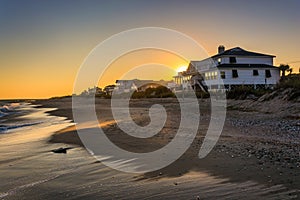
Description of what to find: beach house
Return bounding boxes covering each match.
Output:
[114,79,175,94]
[174,46,280,92]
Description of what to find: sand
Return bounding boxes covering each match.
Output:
[0,97,299,199]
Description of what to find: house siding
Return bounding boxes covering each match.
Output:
[217,68,280,85]
[218,57,273,65]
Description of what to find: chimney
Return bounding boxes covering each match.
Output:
[218,45,225,54]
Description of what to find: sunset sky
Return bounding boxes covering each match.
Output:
[1,0,300,99]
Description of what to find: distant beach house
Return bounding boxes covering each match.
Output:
[174,46,280,92]
[114,79,175,94]
[104,85,116,95]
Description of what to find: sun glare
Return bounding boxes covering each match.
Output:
[176,65,187,73]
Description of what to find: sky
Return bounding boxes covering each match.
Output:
[1,0,300,99]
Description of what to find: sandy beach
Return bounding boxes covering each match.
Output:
[0,97,299,199]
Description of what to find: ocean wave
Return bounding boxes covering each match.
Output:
[0,122,42,133]
[0,103,20,118]
[0,111,7,118]
[0,102,42,133]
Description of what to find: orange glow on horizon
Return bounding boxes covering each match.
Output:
[0,44,299,99]
[97,49,189,89]
[0,49,189,99]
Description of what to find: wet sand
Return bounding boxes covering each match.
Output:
[0,97,299,199]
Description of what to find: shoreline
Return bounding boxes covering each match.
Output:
[33,97,300,194]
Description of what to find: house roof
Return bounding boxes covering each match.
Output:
[211,47,276,58]
[217,64,278,69]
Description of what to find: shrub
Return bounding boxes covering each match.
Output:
[276,75,300,90]
[226,86,270,99]
[132,86,175,98]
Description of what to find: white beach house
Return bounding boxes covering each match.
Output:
[174,46,280,92]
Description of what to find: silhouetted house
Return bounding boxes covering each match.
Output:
[115,79,175,94]
[104,85,116,95]
[115,80,138,94]
[174,46,280,91]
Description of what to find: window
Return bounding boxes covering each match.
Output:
[205,72,209,80]
[232,70,238,78]
[265,70,271,78]
[214,71,217,79]
[229,57,236,64]
[253,70,259,76]
[217,58,221,64]
[220,71,226,79]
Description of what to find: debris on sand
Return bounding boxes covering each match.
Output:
[51,147,73,154]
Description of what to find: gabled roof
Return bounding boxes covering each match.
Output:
[211,47,275,58]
